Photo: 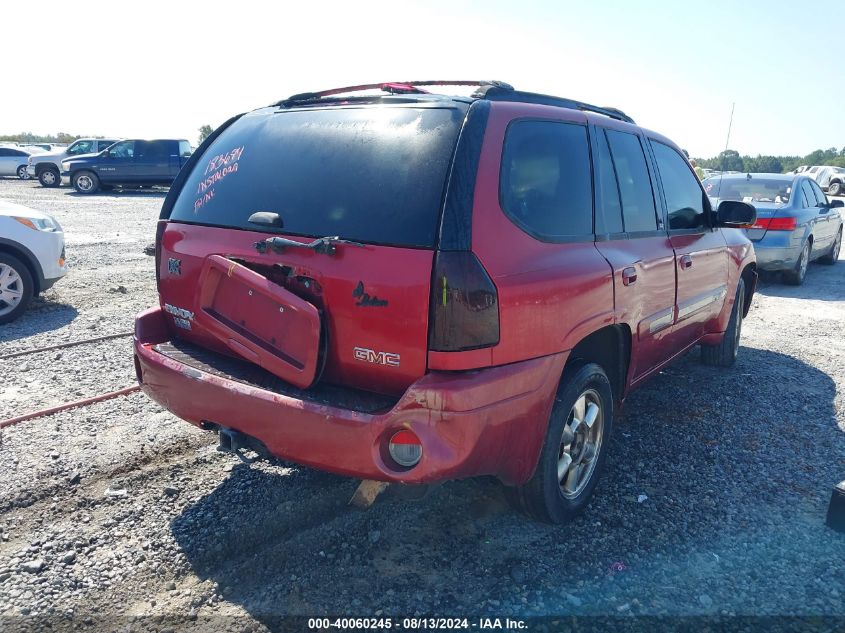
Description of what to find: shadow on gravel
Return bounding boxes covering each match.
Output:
[0,298,78,342]
[755,265,845,301]
[172,347,844,621]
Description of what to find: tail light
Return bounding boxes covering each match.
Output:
[388,430,422,468]
[428,251,499,352]
[751,217,797,231]
[154,220,167,292]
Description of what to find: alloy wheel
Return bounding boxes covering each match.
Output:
[0,264,24,316]
[41,170,57,185]
[76,174,94,192]
[558,389,604,499]
[17,166,30,180]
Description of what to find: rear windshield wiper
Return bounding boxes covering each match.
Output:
[254,235,366,256]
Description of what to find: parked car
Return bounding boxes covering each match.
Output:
[27,138,121,187]
[0,198,67,323]
[61,139,193,194]
[0,146,38,180]
[704,173,842,284]
[133,81,757,523]
[809,166,845,196]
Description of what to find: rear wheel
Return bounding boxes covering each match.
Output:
[73,170,99,194]
[38,167,60,187]
[829,181,842,196]
[784,240,810,285]
[701,277,744,367]
[820,229,842,265]
[0,253,34,324]
[507,362,613,523]
[16,165,30,180]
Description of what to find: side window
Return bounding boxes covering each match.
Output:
[651,141,706,230]
[179,141,192,158]
[605,130,659,232]
[9,149,26,157]
[809,180,827,205]
[801,181,817,207]
[0,148,10,157]
[108,141,135,159]
[595,129,624,234]
[137,141,168,160]
[500,120,593,239]
[67,140,94,155]
[97,140,115,152]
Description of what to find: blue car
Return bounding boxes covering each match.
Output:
[704,173,843,285]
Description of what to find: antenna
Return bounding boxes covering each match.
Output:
[716,102,736,199]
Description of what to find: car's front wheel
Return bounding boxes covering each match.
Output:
[16,165,30,180]
[38,167,60,187]
[508,362,613,523]
[829,181,842,197]
[72,170,100,194]
[0,253,34,324]
[784,240,810,285]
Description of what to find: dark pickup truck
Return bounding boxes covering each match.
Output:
[62,139,193,193]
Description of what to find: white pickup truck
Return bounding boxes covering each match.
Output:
[27,138,121,187]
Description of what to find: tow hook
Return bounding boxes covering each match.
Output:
[216,426,267,463]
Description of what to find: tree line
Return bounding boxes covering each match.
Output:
[0,132,82,144]
[695,147,845,173]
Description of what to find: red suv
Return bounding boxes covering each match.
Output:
[134,81,757,523]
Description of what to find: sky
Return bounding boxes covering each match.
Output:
[4,0,843,158]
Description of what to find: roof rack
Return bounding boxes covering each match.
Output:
[275,80,513,107]
[274,80,634,123]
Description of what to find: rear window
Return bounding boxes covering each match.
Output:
[703,178,793,204]
[168,106,466,248]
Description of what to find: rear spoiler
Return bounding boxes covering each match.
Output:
[159,113,245,220]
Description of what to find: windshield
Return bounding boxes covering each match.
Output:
[703,177,793,204]
[168,106,466,248]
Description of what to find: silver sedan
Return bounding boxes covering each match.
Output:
[704,173,843,285]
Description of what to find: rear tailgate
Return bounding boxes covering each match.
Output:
[156,102,467,396]
[158,223,434,394]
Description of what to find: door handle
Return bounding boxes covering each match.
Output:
[622,267,637,286]
[679,255,693,269]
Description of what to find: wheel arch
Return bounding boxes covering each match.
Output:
[739,262,757,318]
[32,161,59,175]
[0,238,44,294]
[564,324,631,405]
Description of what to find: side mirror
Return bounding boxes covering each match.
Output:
[716,200,756,228]
[830,199,844,208]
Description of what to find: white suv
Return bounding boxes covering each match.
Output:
[0,199,67,323]
[27,138,120,187]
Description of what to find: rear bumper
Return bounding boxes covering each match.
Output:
[752,232,803,271]
[134,306,566,485]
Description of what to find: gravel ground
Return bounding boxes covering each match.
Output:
[0,177,844,632]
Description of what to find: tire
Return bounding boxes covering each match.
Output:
[784,240,810,285]
[16,165,30,180]
[829,181,842,197]
[38,167,60,187]
[819,228,842,265]
[701,277,745,367]
[0,253,35,324]
[507,362,613,524]
[72,170,99,194]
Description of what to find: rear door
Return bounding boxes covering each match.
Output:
[158,104,466,395]
[0,148,17,175]
[807,179,834,250]
[591,126,678,383]
[134,141,172,183]
[648,139,728,346]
